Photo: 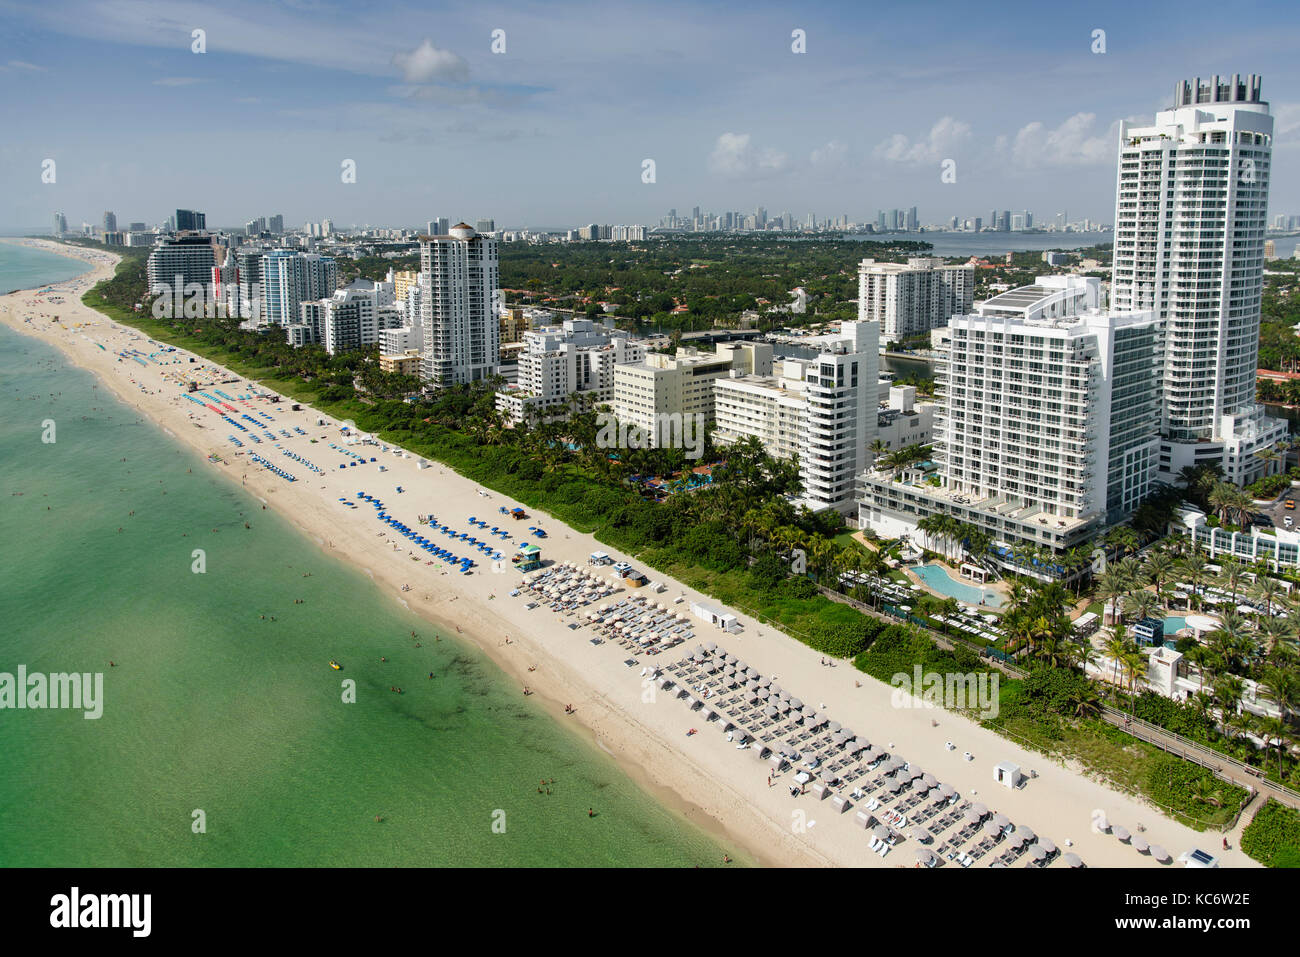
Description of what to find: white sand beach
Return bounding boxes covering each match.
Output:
[0,237,1259,869]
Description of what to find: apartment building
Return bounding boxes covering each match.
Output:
[858,257,974,344]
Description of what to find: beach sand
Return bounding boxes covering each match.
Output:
[0,237,1258,869]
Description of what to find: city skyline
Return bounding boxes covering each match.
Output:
[3,0,1299,231]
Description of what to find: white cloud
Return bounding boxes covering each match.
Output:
[1008,112,1117,168]
[708,132,789,179]
[1,60,46,72]
[809,139,849,169]
[872,116,971,165]
[391,38,469,84]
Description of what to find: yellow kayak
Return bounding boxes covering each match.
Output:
[330,660,342,671]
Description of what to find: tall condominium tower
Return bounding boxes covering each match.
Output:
[419,223,500,388]
[1111,74,1284,485]
[858,257,975,344]
[260,251,337,326]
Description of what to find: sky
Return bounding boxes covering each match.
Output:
[1,0,1298,232]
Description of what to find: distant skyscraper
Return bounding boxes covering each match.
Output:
[1111,73,1284,485]
[268,214,284,234]
[102,211,117,233]
[420,223,500,387]
[474,218,495,234]
[175,209,206,232]
[53,212,67,236]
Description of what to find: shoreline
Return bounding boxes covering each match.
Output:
[0,237,1257,869]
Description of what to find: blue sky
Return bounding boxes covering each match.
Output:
[1,0,1297,231]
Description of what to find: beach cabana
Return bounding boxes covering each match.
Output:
[1062,852,1084,868]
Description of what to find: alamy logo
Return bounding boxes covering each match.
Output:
[890,665,998,719]
[50,888,150,937]
[594,411,704,460]
[0,666,104,719]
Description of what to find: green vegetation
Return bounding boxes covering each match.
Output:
[1241,800,1300,867]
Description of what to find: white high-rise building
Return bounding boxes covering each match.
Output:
[494,319,645,424]
[714,321,879,513]
[419,223,500,387]
[857,277,1162,578]
[858,258,974,344]
[1112,74,1285,485]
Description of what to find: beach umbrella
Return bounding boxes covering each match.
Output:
[801,707,816,721]
[758,677,772,689]
[874,825,890,841]
[1028,845,1047,862]
[1132,836,1149,853]
[1037,837,1056,855]
[790,698,804,710]
[1095,814,1110,833]
[971,801,987,816]
[983,819,1001,835]
[764,705,778,717]
[910,825,931,843]
[1150,845,1170,863]
[828,721,842,733]
[992,813,1010,830]
[746,669,759,681]
[922,773,938,788]
[705,642,717,652]
[1063,853,1083,868]
[964,807,981,824]
[1013,825,1034,842]
[889,778,905,793]
[1112,826,1130,842]
[910,767,926,782]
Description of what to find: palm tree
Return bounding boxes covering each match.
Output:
[1255,715,1291,780]
[1185,644,1214,695]
[1143,550,1176,602]
[1250,575,1288,618]
[1103,632,1128,686]
[1119,646,1148,714]
[1096,568,1129,626]
[1125,590,1162,623]
[1067,683,1104,718]
[1218,557,1246,604]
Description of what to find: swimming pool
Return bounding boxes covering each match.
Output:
[1163,616,1187,635]
[914,564,1004,608]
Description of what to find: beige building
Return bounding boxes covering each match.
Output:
[612,342,773,446]
[379,350,422,376]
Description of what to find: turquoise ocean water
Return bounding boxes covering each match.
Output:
[0,251,735,867]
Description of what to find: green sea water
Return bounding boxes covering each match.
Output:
[0,317,737,866]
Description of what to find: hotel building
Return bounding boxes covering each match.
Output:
[1111,74,1284,485]
[857,277,1161,577]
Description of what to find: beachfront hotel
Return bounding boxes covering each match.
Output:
[611,341,774,448]
[1112,74,1285,486]
[418,222,500,388]
[713,321,879,513]
[493,318,645,425]
[146,234,216,303]
[857,258,974,345]
[857,276,1161,578]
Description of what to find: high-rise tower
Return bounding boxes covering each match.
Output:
[1111,74,1283,484]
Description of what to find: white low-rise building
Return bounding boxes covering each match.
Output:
[494,319,646,424]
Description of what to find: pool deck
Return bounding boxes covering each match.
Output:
[901,560,1009,610]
